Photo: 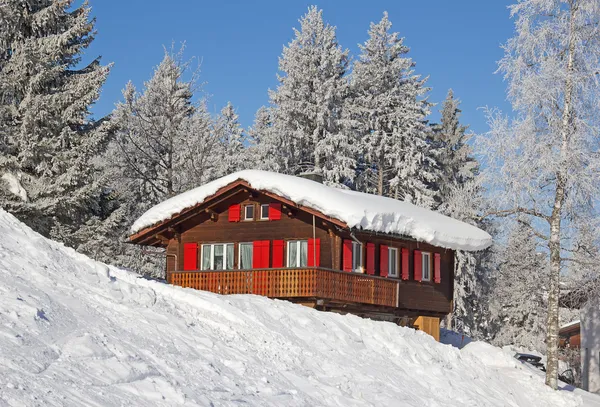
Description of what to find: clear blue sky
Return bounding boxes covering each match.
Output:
[88,0,515,134]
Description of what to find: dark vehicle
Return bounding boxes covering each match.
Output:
[558,369,575,385]
[514,353,546,372]
[514,354,576,385]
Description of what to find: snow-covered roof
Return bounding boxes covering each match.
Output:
[131,170,492,252]
[559,320,580,330]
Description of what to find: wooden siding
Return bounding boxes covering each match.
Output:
[414,316,441,341]
[169,268,399,308]
[350,231,454,314]
[167,190,334,271]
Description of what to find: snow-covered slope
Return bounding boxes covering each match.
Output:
[130,170,492,251]
[0,210,595,407]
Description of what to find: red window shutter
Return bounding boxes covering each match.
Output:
[307,238,321,267]
[268,203,282,220]
[342,239,353,272]
[366,243,375,275]
[261,240,270,268]
[183,243,198,271]
[414,250,422,282]
[401,248,409,280]
[252,241,263,269]
[252,241,269,294]
[379,245,389,277]
[272,240,284,268]
[434,253,441,283]
[228,204,241,222]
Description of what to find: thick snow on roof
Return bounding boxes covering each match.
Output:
[131,170,492,251]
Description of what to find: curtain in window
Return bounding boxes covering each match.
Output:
[288,242,298,267]
[352,243,362,272]
[214,244,224,270]
[240,243,252,269]
[389,250,397,276]
[201,245,211,270]
[226,244,234,270]
[299,241,308,267]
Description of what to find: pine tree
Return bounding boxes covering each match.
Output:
[110,48,205,203]
[348,12,435,207]
[0,0,112,246]
[434,89,477,205]
[439,179,495,339]
[247,106,285,172]
[267,6,353,186]
[489,220,548,353]
[102,48,218,277]
[214,102,247,176]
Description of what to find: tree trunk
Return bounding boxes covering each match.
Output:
[546,189,564,390]
[377,160,384,196]
[545,3,576,390]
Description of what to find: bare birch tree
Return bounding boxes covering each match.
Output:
[478,0,600,389]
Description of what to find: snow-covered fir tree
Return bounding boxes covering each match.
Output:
[432,89,485,334]
[347,12,435,207]
[489,220,548,353]
[0,0,112,247]
[102,48,219,277]
[214,102,248,176]
[478,0,600,388]
[247,106,285,172]
[439,179,496,338]
[266,6,354,186]
[433,89,477,205]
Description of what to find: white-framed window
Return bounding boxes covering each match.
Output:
[388,247,399,277]
[352,241,362,272]
[422,251,431,281]
[238,242,253,269]
[243,204,254,221]
[201,243,234,270]
[287,240,308,267]
[260,204,269,220]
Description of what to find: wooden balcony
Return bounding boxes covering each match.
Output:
[169,268,399,308]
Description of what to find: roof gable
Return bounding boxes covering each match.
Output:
[129,180,346,245]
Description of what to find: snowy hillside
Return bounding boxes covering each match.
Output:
[0,209,596,407]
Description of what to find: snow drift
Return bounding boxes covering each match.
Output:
[0,209,594,406]
[130,170,492,252]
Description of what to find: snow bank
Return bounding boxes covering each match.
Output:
[1,209,595,406]
[131,170,492,251]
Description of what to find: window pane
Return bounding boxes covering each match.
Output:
[288,241,298,267]
[201,245,211,270]
[245,205,254,220]
[389,249,397,276]
[299,240,308,267]
[226,244,234,270]
[214,244,224,270]
[261,204,269,219]
[240,243,253,269]
[352,242,361,271]
[422,253,430,280]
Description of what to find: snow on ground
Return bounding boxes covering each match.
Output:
[130,170,492,252]
[1,210,597,407]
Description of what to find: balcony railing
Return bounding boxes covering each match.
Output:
[169,268,399,308]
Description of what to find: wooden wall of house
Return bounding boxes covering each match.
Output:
[350,230,454,315]
[166,190,333,271]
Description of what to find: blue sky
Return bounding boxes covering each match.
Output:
[88,0,515,134]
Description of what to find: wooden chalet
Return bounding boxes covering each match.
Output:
[559,320,581,349]
[129,170,492,340]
